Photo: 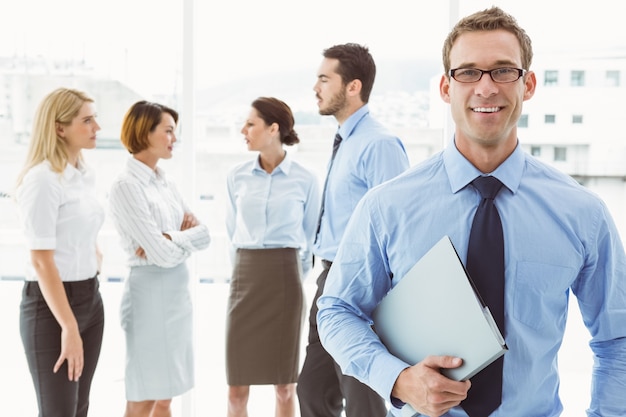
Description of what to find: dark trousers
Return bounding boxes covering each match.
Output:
[298,260,387,417]
[20,277,105,417]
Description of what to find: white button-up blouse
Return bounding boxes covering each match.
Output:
[108,157,210,268]
[16,160,105,282]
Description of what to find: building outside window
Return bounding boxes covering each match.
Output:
[572,114,583,124]
[571,70,585,87]
[518,114,529,128]
[606,70,620,87]
[531,146,541,157]
[544,70,559,86]
[545,114,556,124]
[554,146,567,161]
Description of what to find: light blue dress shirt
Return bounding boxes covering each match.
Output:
[317,140,626,416]
[226,152,320,277]
[313,104,409,262]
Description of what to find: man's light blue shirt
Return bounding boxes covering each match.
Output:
[317,140,626,416]
[313,104,409,262]
[226,152,320,276]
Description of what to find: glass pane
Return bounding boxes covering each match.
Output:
[1,1,183,415]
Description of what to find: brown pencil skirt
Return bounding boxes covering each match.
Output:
[226,248,304,385]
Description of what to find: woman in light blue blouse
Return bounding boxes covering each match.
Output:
[225,97,320,417]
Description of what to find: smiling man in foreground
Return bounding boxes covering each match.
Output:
[317,6,626,417]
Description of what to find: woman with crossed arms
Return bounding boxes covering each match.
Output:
[109,101,210,417]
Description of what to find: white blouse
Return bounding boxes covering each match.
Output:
[109,157,210,268]
[16,160,105,282]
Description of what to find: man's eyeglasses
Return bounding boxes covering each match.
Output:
[449,67,527,83]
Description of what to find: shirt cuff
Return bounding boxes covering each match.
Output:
[390,396,406,409]
[26,236,56,250]
[368,353,412,407]
[166,230,186,247]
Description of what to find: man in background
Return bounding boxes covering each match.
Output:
[297,43,410,417]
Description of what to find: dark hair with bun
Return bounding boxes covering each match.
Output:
[252,97,300,146]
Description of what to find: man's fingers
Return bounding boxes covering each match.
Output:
[423,355,463,370]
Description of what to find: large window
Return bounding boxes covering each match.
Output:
[2,1,615,415]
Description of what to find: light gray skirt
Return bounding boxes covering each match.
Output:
[120,263,193,401]
[226,248,304,385]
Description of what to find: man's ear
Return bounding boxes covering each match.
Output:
[346,79,362,98]
[440,74,451,104]
[523,70,537,101]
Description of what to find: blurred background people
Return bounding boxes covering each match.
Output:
[15,87,104,417]
[225,97,320,417]
[109,101,210,417]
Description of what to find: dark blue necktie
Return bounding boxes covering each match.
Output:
[315,133,343,242]
[462,175,505,417]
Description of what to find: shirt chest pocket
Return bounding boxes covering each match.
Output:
[512,261,577,330]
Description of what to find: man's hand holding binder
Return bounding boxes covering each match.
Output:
[391,355,471,417]
[372,236,507,416]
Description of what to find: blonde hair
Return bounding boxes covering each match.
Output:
[15,88,94,188]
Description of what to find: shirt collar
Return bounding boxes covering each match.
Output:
[443,136,524,194]
[126,156,166,185]
[337,103,369,140]
[61,160,86,182]
[251,151,293,175]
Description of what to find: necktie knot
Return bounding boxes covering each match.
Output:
[473,176,503,200]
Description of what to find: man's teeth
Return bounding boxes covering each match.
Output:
[473,107,500,113]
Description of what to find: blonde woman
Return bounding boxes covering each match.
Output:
[109,101,210,417]
[15,87,104,417]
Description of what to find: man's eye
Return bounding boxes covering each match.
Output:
[494,68,513,75]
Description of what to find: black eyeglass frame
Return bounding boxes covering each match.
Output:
[448,67,527,83]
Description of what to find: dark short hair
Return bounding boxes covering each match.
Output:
[252,97,300,146]
[120,101,179,154]
[323,43,376,103]
[442,6,533,74]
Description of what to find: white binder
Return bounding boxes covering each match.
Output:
[372,235,507,416]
